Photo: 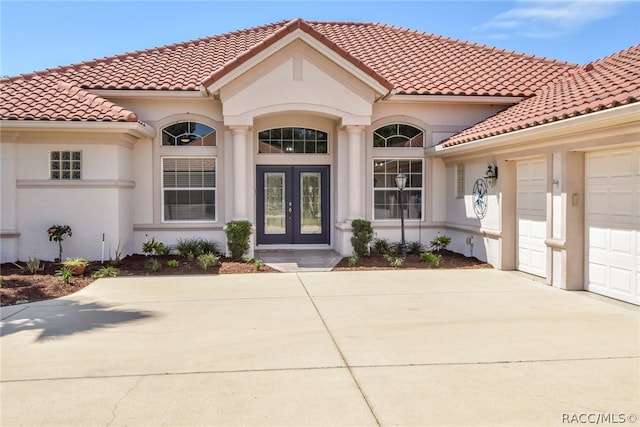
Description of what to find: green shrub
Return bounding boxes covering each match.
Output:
[225,220,252,260]
[372,238,392,255]
[429,235,452,252]
[350,219,373,257]
[420,251,442,267]
[254,259,263,271]
[407,241,423,254]
[389,242,403,256]
[92,266,120,278]
[176,238,200,259]
[142,237,169,256]
[55,266,72,284]
[197,252,219,271]
[13,257,44,274]
[348,255,359,267]
[167,259,180,268]
[147,258,161,272]
[198,239,220,255]
[155,242,170,256]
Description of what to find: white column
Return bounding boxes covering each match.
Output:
[230,126,249,220]
[346,126,365,220]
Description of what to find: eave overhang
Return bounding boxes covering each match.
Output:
[0,120,156,139]
[427,103,640,158]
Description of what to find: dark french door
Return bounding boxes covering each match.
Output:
[256,166,330,245]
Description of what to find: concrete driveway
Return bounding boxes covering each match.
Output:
[1,269,638,426]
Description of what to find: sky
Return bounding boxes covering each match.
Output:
[1,0,639,77]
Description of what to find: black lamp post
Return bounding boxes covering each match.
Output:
[395,172,407,258]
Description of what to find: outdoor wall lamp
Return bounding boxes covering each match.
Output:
[395,172,407,258]
[484,162,498,188]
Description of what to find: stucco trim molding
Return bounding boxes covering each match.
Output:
[134,224,224,231]
[545,238,566,250]
[16,180,136,189]
[0,229,20,238]
[445,222,502,239]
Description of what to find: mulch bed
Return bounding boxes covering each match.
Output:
[1,250,491,306]
[333,249,491,271]
[1,254,274,306]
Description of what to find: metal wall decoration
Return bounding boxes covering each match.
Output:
[472,178,488,219]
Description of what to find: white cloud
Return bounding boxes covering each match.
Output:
[474,0,625,39]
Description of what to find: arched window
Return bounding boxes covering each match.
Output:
[258,127,328,154]
[373,124,423,148]
[162,122,216,146]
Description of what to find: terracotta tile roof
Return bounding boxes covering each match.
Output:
[440,44,640,148]
[1,74,139,122]
[310,21,575,97]
[1,19,580,123]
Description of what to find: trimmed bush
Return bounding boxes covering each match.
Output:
[225,221,252,260]
[351,219,373,257]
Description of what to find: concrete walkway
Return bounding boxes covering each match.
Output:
[1,270,638,426]
[254,249,342,272]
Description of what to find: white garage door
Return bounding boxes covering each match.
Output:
[517,159,548,278]
[586,149,640,305]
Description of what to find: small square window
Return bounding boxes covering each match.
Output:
[50,151,81,180]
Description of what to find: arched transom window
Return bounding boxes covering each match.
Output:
[162,122,216,146]
[258,127,328,154]
[373,124,423,148]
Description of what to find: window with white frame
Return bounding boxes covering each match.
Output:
[162,122,216,146]
[373,159,423,220]
[162,157,216,221]
[456,163,465,198]
[373,124,423,148]
[50,151,81,180]
[258,127,328,154]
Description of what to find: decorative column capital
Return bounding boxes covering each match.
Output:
[343,125,366,134]
[228,125,250,135]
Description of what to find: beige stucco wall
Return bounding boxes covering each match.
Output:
[0,131,140,262]
[220,40,377,126]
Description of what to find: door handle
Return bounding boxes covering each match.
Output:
[288,201,292,219]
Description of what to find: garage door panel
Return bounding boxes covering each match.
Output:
[586,148,639,305]
[610,229,633,255]
[517,191,530,211]
[517,159,547,278]
[530,160,546,181]
[530,220,546,240]
[588,227,607,250]
[610,190,634,217]
[587,190,608,215]
[610,152,633,177]
[529,250,546,273]
[611,267,633,293]
[588,263,607,287]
